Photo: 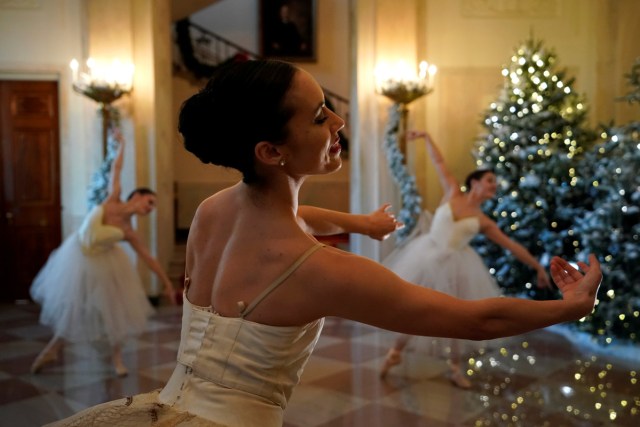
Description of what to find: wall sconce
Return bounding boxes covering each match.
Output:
[375,60,437,243]
[70,58,134,157]
[375,60,437,157]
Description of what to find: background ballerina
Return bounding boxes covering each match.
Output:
[30,132,176,377]
[380,130,552,388]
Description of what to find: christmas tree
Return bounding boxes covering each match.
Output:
[571,57,640,345]
[471,38,595,299]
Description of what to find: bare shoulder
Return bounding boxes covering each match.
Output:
[195,188,229,213]
[191,187,236,227]
[296,246,407,313]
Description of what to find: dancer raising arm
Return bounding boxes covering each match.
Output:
[379,131,553,387]
[47,59,601,427]
[30,133,176,378]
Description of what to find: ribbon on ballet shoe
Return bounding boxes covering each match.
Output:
[114,363,129,377]
[30,350,58,374]
[448,370,472,389]
[380,348,403,379]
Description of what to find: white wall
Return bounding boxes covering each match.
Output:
[191,0,259,53]
[0,0,104,234]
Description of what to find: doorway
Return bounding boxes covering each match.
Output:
[0,80,61,302]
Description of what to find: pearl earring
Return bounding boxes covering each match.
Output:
[279,159,286,166]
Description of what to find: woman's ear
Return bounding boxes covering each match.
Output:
[255,141,284,166]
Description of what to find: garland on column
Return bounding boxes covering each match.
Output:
[382,104,422,243]
[87,108,120,210]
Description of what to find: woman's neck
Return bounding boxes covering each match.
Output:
[244,174,306,213]
[463,191,486,208]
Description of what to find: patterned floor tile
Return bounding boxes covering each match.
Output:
[380,379,486,424]
[314,403,454,427]
[306,366,401,399]
[284,385,369,427]
[0,302,638,426]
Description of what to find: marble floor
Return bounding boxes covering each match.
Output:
[0,301,638,427]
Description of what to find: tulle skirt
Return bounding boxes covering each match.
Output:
[384,234,503,357]
[30,233,154,346]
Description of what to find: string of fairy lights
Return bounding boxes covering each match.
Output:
[475,46,587,257]
[464,342,639,424]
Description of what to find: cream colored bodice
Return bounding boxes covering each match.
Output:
[77,205,125,255]
[428,203,480,250]
[158,243,326,426]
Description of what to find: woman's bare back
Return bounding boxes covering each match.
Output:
[185,184,321,325]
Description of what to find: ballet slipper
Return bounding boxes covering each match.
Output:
[448,369,472,389]
[30,349,59,374]
[113,360,129,377]
[380,348,402,378]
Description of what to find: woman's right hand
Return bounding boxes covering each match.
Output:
[366,203,404,241]
[550,254,602,318]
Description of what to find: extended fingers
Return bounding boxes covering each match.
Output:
[583,254,603,284]
[377,204,404,229]
[379,203,392,213]
[576,261,589,272]
[550,256,584,282]
[550,261,570,285]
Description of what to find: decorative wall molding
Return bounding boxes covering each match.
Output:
[0,0,41,9]
[461,0,559,18]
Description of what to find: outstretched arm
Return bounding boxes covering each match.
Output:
[304,250,601,340]
[481,219,551,288]
[126,230,177,305]
[106,130,125,202]
[407,131,459,197]
[297,204,403,241]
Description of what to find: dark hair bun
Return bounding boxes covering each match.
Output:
[178,60,297,183]
[179,90,223,165]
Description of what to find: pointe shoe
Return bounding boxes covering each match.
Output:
[113,361,128,377]
[448,370,472,389]
[30,350,58,374]
[380,349,402,379]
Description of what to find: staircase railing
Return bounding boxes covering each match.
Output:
[173,19,350,139]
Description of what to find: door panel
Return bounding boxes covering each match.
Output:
[0,81,61,301]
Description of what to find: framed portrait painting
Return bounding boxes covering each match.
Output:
[260,0,317,62]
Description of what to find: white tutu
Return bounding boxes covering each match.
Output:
[30,206,154,346]
[384,204,502,357]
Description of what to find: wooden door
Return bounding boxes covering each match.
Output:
[0,80,61,302]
